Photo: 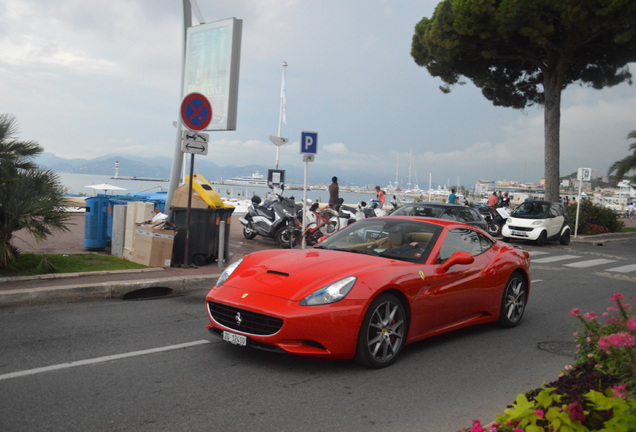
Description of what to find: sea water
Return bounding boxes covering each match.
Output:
[55,172,386,206]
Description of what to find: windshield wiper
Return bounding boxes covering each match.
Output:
[324,247,377,256]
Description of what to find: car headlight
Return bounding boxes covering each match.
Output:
[216,258,243,286]
[299,276,357,306]
[531,220,545,226]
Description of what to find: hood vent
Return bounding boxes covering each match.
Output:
[266,270,290,277]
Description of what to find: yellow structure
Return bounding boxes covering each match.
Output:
[185,174,233,209]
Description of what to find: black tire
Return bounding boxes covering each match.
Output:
[243,226,257,240]
[487,223,501,237]
[320,219,339,235]
[275,225,297,249]
[536,231,547,246]
[355,293,408,368]
[498,272,527,328]
[559,229,571,245]
[192,254,207,267]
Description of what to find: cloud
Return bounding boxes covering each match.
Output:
[2,0,635,189]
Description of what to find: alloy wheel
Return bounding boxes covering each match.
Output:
[498,273,527,328]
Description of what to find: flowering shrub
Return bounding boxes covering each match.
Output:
[586,224,609,235]
[458,294,636,432]
[571,293,636,388]
[565,200,624,234]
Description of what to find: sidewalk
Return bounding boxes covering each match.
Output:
[1,214,635,307]
[0,213,276,307]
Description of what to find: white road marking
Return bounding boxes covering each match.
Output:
[605,263,636,273]
[564,259,618,268]
[527,251,550,257]
[0,340,211,382]
[532,255,581,263]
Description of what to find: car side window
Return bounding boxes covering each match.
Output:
[468,208,483,222]
[455,208,476,223]
[438,229,487,262]
[477,231,494,251]
[440,210,456,221]
[549,206,559,218]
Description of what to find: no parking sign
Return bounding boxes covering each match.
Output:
[181,93,212,131]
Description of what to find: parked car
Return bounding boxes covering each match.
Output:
[389,202,488,232]
[501,201,570,246]
[206,217,531,368]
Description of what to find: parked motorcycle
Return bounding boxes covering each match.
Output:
[477,205,511,237]
[358,200,387,218]
[334,199,364,227]
[239,194,300,248]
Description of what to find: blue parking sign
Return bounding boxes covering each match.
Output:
[300,131,318,154]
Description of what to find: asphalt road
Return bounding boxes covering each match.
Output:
[1,238,635,431]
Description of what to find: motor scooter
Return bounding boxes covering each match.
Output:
[358,200,387,218]
[333,198,364,227]
[477,205,510,237]
[239,194,300,248]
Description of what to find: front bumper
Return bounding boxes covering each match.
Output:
[206,286,364,359]
[501,224,543,241]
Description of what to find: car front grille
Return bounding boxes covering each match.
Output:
[208,301,283,336]
[508,226,533,232]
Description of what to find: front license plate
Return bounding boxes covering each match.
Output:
[511,230,527,237]
[223,330,247,346]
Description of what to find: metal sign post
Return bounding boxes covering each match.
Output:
[574,167,592,238]
[300,132,318,249]
[180,94,212,267]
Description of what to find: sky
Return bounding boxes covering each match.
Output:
[2,0,636,189]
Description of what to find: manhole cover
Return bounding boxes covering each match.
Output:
[538,341,577,357]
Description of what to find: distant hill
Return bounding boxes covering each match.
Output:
[34,153,311,185]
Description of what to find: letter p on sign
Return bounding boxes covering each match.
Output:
[300,131,318,154]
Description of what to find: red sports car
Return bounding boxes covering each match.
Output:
[206,217,530,368]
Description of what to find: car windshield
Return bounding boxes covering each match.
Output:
[391,204,444,218]
[314,218,441,263]
[511,202,550,219]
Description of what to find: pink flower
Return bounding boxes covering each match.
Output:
[469,419,484,432]
[611,293,624,303]
[566,402,586,422]
[599,332,636,350]
[584,312,597,320]
[570,308,582,317]
[534,410,544,418]
[612,383,633,399]
[599,336,611,351]
[627,316,636,331]
[609,332,636,347]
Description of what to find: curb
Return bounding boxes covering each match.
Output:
[0,273,220,307]
[0,267,165,284]
[571,231,636,244]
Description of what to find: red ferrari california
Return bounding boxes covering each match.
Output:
[206,217,530,368]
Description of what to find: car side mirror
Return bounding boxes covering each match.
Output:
[436,251,475,273]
